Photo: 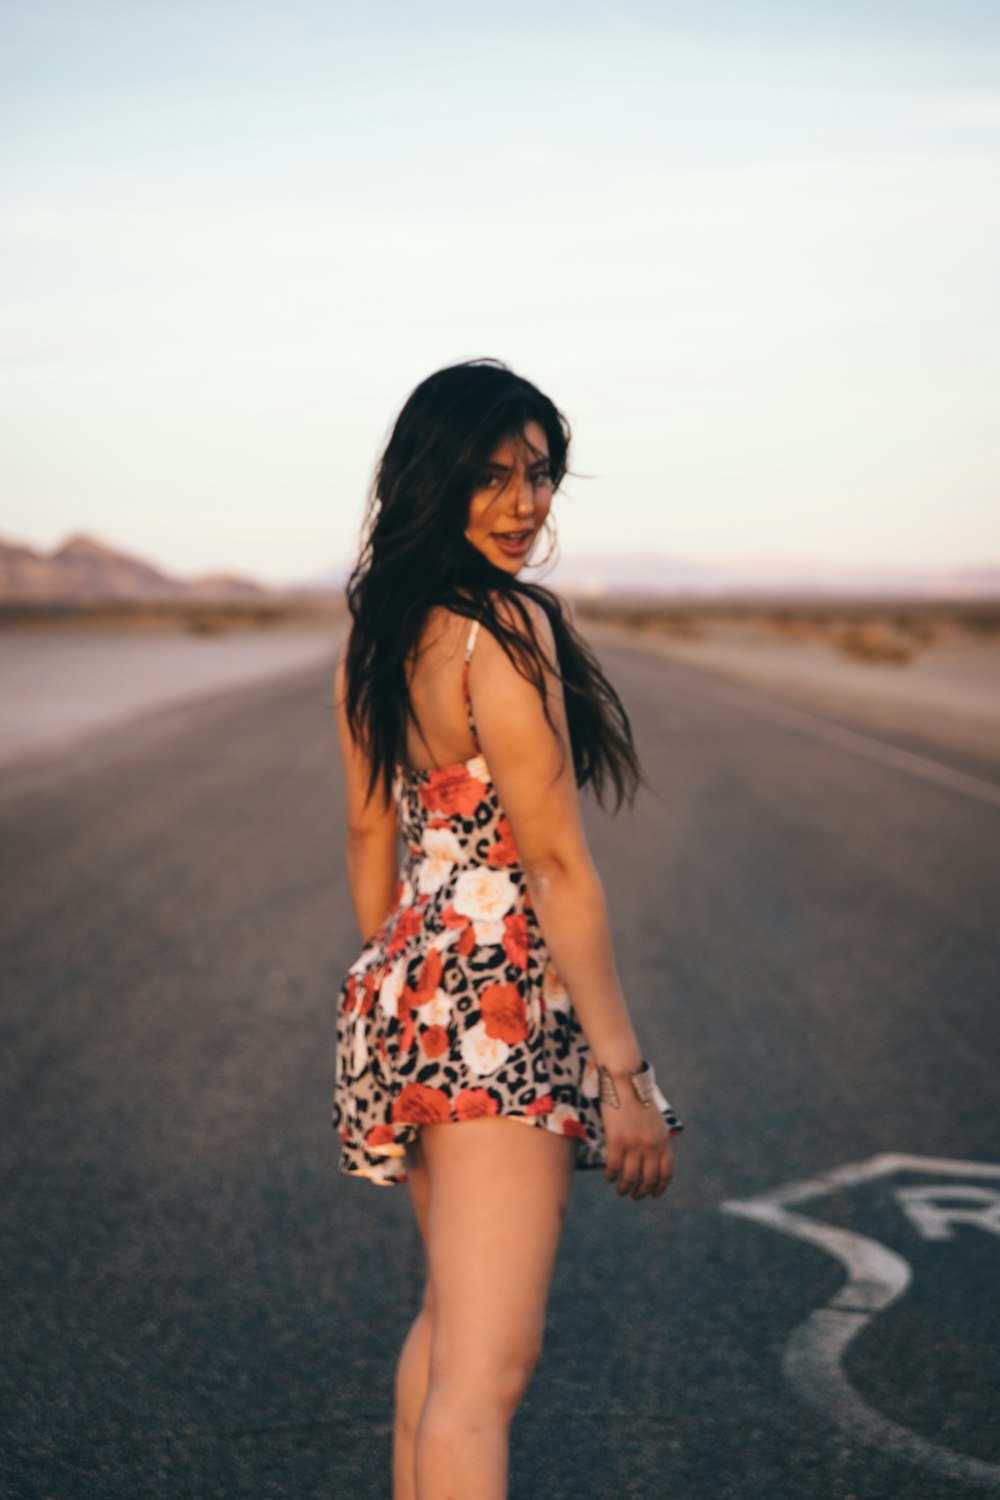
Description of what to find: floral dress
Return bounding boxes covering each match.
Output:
[331,617,685,1185]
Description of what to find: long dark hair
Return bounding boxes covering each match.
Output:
[344,358,645,811]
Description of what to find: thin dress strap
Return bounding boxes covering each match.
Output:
[461,619,481,753]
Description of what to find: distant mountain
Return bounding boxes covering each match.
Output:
[184,572,274,601]
[0,532,271,603]
[294,565,349,593]
[10,530,994,605]
[305,548,1000,601]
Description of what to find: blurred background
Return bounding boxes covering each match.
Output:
[2,0,999,760]
[3,6,1000,1498]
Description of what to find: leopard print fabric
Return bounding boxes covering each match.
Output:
[331,617,684,1185]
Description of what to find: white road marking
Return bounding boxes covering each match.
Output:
[721,1153,1000,1490]
[624,633,1000,809]
[896,1185,1000,1242]
[709,687,1000,809]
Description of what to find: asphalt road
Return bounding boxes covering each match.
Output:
[2,634,998,1500]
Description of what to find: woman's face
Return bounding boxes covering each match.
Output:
[464,420,555,575]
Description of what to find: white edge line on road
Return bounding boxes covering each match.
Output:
[720,1153,1000,1490]
[618,632,1000,810]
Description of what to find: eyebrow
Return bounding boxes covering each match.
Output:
[481,456,551,472]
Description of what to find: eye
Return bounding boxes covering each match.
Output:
[531,469,553,487]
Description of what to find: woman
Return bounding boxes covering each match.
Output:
[331,358,684,1500]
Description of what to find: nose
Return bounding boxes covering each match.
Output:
[509,469,536,517]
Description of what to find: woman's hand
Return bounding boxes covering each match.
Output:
[602,1090,675,1201]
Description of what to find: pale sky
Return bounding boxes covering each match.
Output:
[2,0,998,584]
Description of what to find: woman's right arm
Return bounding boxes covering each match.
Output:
[471,600,674,1200]
[334,650,400,945]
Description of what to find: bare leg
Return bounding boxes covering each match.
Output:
[394,1137,433,1500]
[414,1117,575,1500]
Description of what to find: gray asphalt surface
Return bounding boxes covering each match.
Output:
[2,634,998,1499]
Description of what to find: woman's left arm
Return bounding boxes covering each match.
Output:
[334,651,400,943]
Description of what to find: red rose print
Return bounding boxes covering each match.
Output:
[359,972,378,1016]
[419,770,488,819]
[392,1082,452,1125]
[421,1025,449,1058]
[410,947,443,1006]
[502,913,528,969]
[486,816,519,866]
[456,923,476,956]
[386,904,424,956]
[329,696,682,1186]
[455,1088,499,1120]
[479,982,529,1044]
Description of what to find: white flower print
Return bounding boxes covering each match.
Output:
[542,957,571,1011]
[417,827,463,895]
[471,917,506,946]
[550,1102,581,1134]
[377,957,408,1021]
[332,688,685,1187]
[352,1018,369,1074]
[581,1055,600,1099]
[429,927,462,956]
[460,1020,510,1076]
[452,868,518,923]
[415,988,453,1027]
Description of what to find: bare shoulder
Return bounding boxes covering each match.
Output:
[471,591,567,735]
[487,588,551,632]
[410,604,468,665]
[479,589,558,671]
[471,591,584,868]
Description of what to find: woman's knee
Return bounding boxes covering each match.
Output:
[427,1331,543,1422]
